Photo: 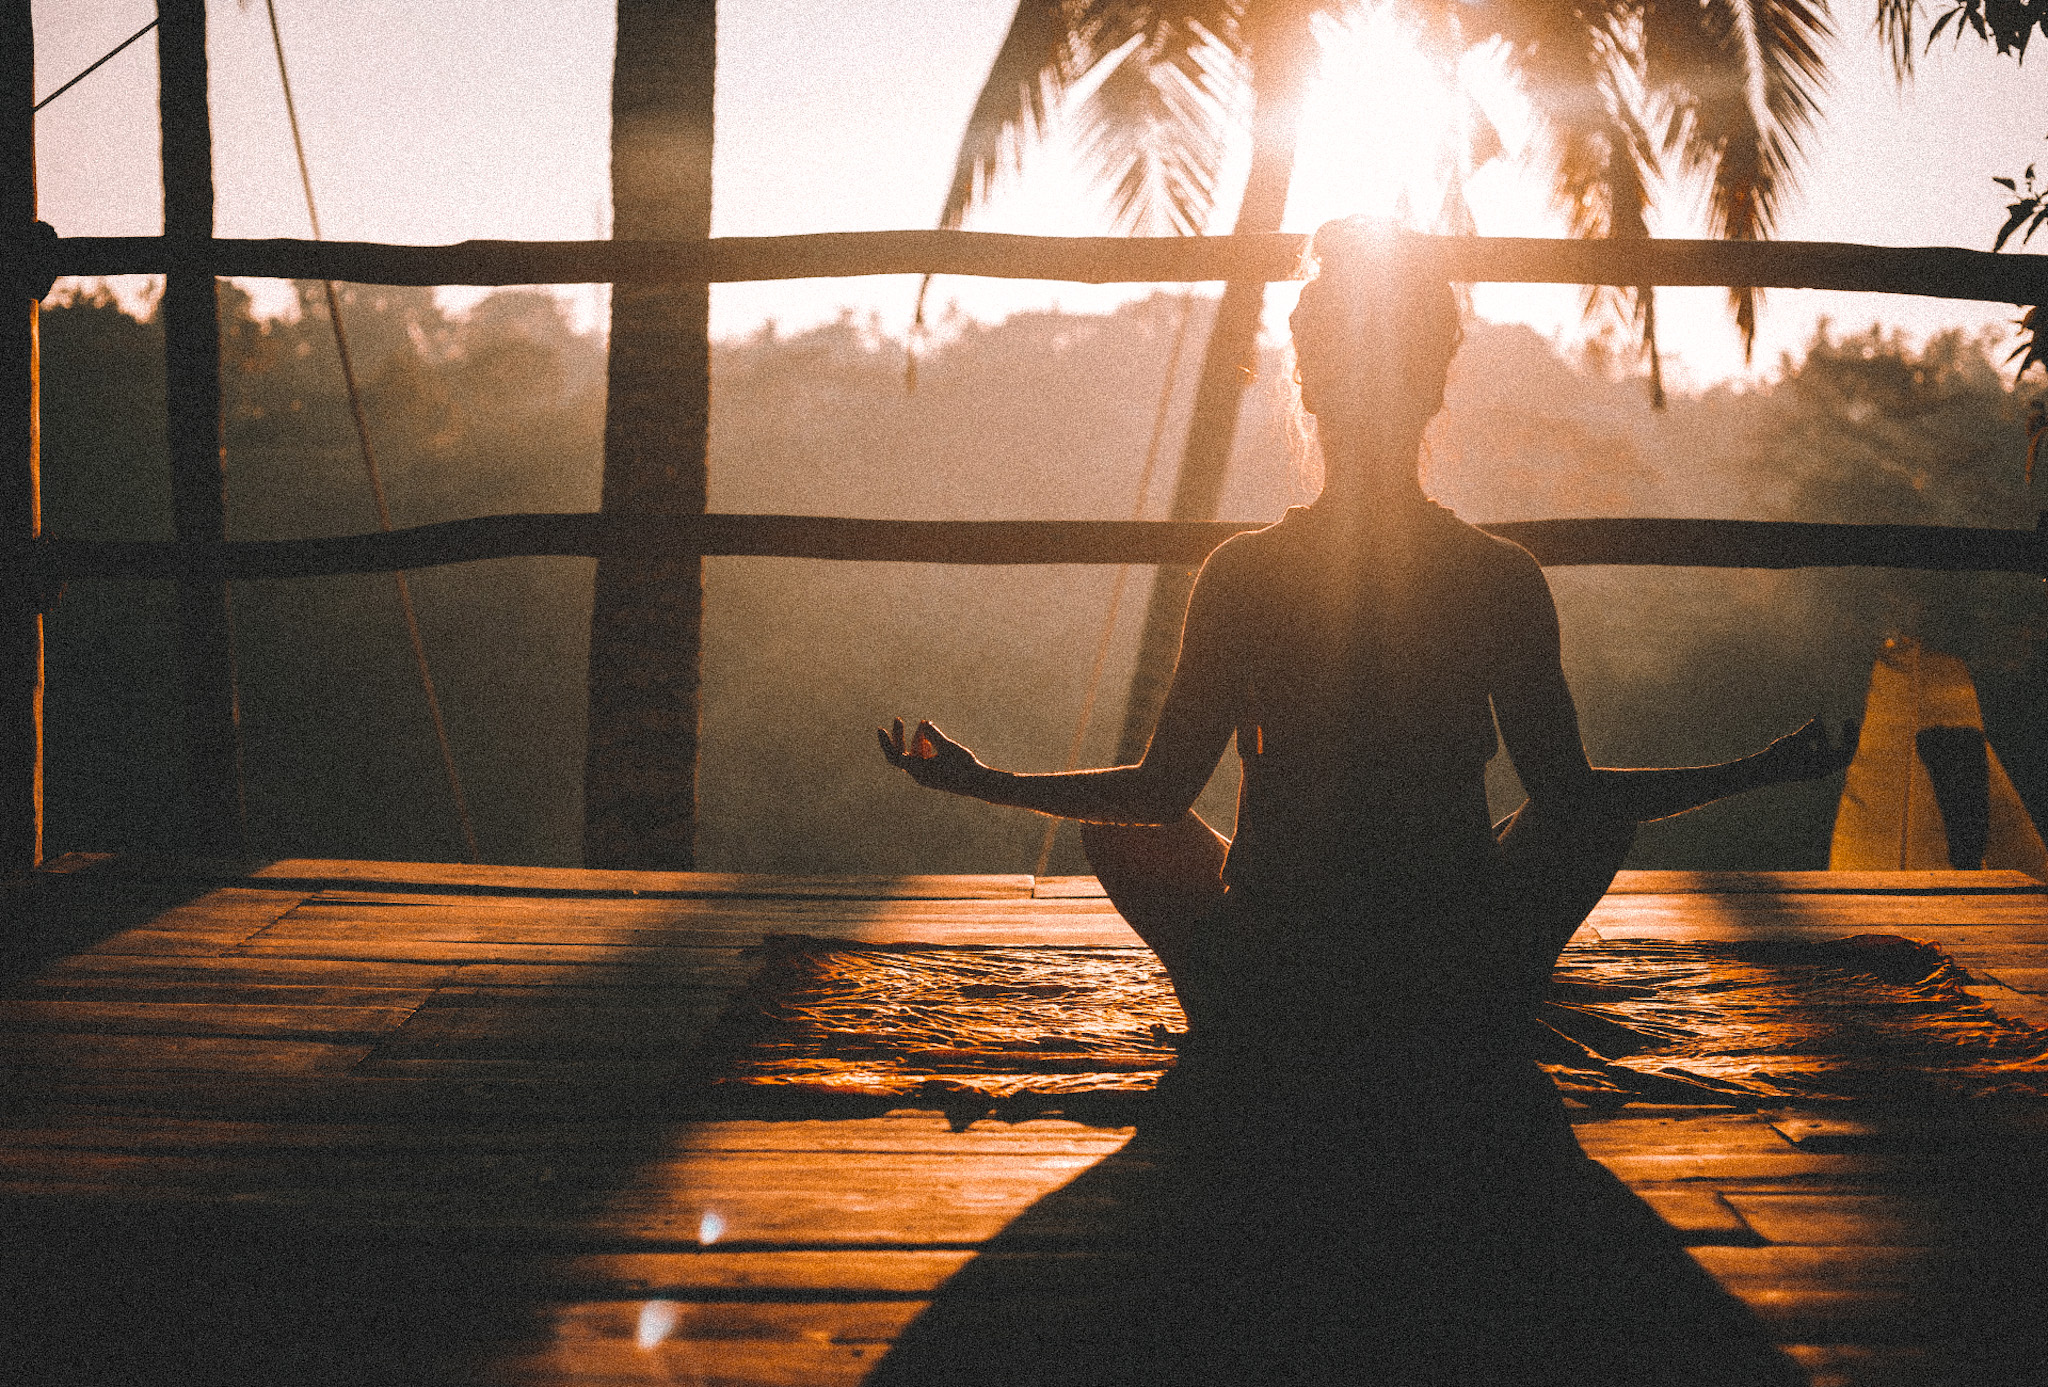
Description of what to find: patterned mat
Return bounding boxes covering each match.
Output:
[696,933,2048,1106]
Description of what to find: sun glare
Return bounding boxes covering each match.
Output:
[1288,12,1524,234]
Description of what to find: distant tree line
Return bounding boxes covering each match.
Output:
[35,283,2047,872]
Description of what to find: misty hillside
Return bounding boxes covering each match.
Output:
[35,284,2048,873]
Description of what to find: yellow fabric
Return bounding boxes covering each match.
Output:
[1830,638,2048,877]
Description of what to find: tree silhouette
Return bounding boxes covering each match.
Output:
[935,0,1832,761]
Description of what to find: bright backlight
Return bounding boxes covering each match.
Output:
[1288,11,1525,234]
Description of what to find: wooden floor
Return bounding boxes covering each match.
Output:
[4,855,2047,1386]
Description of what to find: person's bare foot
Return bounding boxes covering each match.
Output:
[1756,718,1859,785]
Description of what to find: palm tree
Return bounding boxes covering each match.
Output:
[932,0,1829,762]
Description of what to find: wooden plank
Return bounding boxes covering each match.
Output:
[249,885,2048,946]
[41,230,2048,303]
[38,512,2048,584]
[0,1072,723,1122]
[449,958,759,987]
[277,894,1122,925]
[0,1115,1130,1160]
[477,1317,910,1387]
[1976,967,2048,993]
[1585,893,2048,935]
[81,929,261,957]
[1571,1114,1796,1157]
[542,1299,921,1345]
[1034,877,1107,898]
[1634,1188,1761,1244]
[247,910,1139,949]
[1606,870,2045,895]
[514,1249,974,1297]
[227,924,1143,959]
[52,855,1036,900]
[1959,981,2048,1027]
[663,1119,1134,1157]
[1767,1116,1905,1150]
[129,885,307,927]
[34,953,454,988]
[0,1150,1110,1243]
[225,939,755,965]
[32,851,117,875]
[366,1001,732,1058]
[0,1033,373,1073]
[562,1151,1118,1244]
[1588,1151,1895,1183]
[0,999,418,1040]
[1720,1194,1952,1246]
[256,917,770,947]
[249,860,1035,900]
[13,978,440,1008]
[296,891,1125,916]
[1926,943,2048,971]
[1595,892,2048,927]
[1780,1344,1944,1387]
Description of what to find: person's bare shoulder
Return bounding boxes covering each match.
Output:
[1195,509,1302,590]
[1431,507,1552,612]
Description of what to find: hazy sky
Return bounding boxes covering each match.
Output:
[29,0,2048,387]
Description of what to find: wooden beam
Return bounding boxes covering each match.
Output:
[158,0,243,855]
[26,513,2048,580]
[33,232,2048,303]
[584,0,715,872]
[1,0,38,873]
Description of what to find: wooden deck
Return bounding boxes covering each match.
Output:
[4,855,2047,1386]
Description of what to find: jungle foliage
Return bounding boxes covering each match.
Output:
[35,284,2047,872]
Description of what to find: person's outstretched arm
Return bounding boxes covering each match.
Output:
[877,547,1243,825]
[1489,555,1854,822]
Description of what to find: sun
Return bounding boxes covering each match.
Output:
[1286,10,1523,234]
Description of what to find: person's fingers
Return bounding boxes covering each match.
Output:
[878,727,900,764]
[891,717,906,755]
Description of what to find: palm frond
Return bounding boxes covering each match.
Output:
[936,1,1081,231]
[1644,0,1831,359]
[1073,19,1237,234]
[1874,0,1919,80]
[1487,3,1666,401]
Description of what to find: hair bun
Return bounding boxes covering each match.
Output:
[1301,217,1435,286]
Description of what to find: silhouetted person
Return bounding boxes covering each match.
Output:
[875,218,1848,1384]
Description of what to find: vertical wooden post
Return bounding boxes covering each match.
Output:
[158,0,243,854]
[1,0,40,873]
[584,0,714,869]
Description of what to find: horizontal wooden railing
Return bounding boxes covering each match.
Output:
[19,513,2047,583]
[25,231,2048,303]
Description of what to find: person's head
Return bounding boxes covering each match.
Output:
[1286,218,1462,485]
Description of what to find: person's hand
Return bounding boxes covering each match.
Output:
[1764,718,1861,781]
[877,718,991,796]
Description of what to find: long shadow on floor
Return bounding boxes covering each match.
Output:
[865,1121,1800,1387]
[867,1102,2048,1387]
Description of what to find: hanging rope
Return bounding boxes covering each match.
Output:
[1032,293,1197,877]
[264,0,480,863]
[34,18,160,112]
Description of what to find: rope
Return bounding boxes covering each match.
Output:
[1032,293,1197,877]
[264,0,481,863]
[33,19,159,112]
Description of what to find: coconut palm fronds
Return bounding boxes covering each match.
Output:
[1643,0,1832,361]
